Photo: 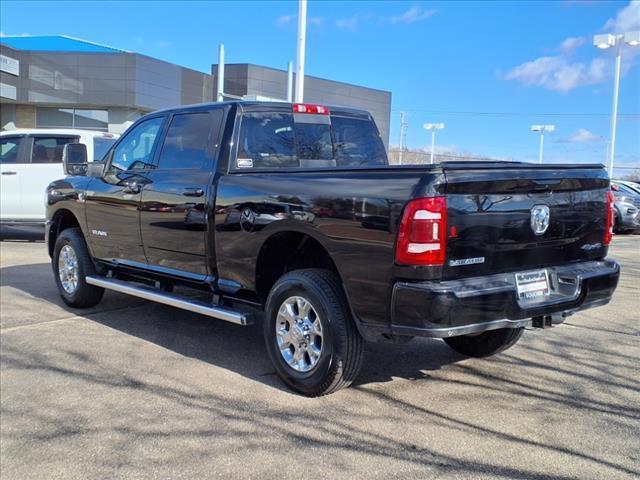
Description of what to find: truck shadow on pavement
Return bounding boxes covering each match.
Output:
[2,261,638,408]
[2,262,639,479]
[0,261,463,392]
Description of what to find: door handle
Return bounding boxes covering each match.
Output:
[1,171,17,175]
[183,188,204,197]
[123,182,141,194]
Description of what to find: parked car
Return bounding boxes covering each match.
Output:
[610,181,640,233]
[45,102,620,396]
[1,129,118,225]
[613,179,640,195]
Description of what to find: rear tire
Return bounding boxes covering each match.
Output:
[53,228,104,308]
[443,327,524,358]
[264,269,364,396]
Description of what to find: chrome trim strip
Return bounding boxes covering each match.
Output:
[85,276,252,325]
[392,318,533,339]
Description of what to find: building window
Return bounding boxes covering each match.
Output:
[36,107,108,131]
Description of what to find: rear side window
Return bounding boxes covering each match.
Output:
[237,113,296,168]
[332,116,387,166]
[1,137,22,164]
[31,136,79,164]
[235,111,387,170]
[157,111,220,169]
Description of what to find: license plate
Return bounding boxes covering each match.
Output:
[515,269,550,301]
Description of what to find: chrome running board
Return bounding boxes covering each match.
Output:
[85,275,253,325]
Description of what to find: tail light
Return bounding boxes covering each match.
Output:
[396,197,447,266]
[604,190,614,246]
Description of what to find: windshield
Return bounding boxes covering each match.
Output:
[93,137,116,161]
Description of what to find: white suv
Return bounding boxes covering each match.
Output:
[1,129,118,225]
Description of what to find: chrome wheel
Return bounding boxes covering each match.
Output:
[58,244,79,294]
[275,296,323,372]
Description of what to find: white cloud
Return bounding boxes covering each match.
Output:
[559,36,584,54]
[603,0,640,33]
[601,1,640,62]
[335,14,359,31]
[504,2,640,93]
[505,55,608,93]
[275,14,295,26]
[389,5,438,24]
[275,14,324,27]
[569,128,602,142]
[309,16,325,26]
[155,40,171,49]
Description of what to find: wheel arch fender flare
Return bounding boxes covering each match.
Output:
[253,225,369,336]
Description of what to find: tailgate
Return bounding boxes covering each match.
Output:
[442,164,610,280]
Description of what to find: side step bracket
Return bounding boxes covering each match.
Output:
[85,276,254,326]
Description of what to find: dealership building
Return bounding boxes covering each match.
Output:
[0,35,391,146]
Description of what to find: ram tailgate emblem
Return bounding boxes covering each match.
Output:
[530,205,550,235]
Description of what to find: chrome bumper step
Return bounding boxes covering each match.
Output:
[85,276,253,325]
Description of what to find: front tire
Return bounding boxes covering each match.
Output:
[443,327,524,358]
[264,269,364,396]
[53,228,104,308]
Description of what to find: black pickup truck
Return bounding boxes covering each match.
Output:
[46,101,620,396]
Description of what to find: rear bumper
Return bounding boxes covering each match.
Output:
[391,259,620,338]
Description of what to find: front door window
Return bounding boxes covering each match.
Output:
[110,117,164,172]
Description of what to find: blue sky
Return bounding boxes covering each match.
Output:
[2,0,639,172]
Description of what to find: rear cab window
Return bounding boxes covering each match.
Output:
[234,106,387,171]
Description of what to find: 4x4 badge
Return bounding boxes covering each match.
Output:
[531,205,550,235]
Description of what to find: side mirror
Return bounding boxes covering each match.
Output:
[62,143,88,176]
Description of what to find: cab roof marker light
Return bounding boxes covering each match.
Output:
[293,103,330,115]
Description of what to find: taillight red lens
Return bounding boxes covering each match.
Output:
[396,197,447,266]
[604,190,614,246]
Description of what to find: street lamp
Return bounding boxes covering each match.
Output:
[593,30,640,177]
[423,123,445,164]
[295,0,307,103]
[531,124,555,164]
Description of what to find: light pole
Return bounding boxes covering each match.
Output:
[216,44,225,102]
[531,124,555,164]
[423,123,445,164]
[593,31,640,177]
[398,111,408,165]
[295,0,307,103]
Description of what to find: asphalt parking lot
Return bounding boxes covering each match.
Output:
[1,228,638,480]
